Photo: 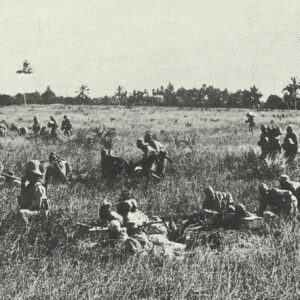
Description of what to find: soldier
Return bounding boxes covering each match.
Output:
[101,148,129,179]
[268,126,282,157]
[279,175,300,204]
[144,133,170,177]
[116,190,148,225]
[32,116,41,135]
[257,125,269,159]
[245,112,255,132]
[136,138,160,180]
[282,125,298,162]
[17,160,50,225]
[202,186,235,213]
[0,123,7,137]
[40,126,48,136]
[48,116,59,138]
[98,201,123,227]
[61,115,73,136]
[258,183,298,216]
[43,152,72,185]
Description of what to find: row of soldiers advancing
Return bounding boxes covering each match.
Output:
[33,115,73,137]
[258,124,298,162]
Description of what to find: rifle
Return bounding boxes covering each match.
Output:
[1,172,21,181]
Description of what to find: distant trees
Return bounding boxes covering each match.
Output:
[3,77,300,109]
[42,86,56,104]
[114,86,127,106]
[265,95,286,109]
[76,85,90,103]
[282,77,300,109]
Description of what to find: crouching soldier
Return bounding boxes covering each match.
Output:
[17,160,50,226]
[136,138,160,180]
[144,133,171,177]
[282,125,298,162]
[116,190,149,225]
[101,148,129,179]
[43,152,72,185]
[279,175,300,205]
[202,186,235,213]
[98,201,123,227]
[258,183,298,216]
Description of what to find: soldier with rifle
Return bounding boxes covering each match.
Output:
[61,115,73,136]
[17,160,50,226]
[43,152,72,186]
[144,132,172,177]
[282,125,298,162]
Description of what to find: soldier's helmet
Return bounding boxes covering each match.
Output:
[136,138,144,148]
[235,203,248,217]
[120,189,130,200]
[204,186,214,198]
[144,132,152,141]
[259,183,269,195]
[64,115,67,119]
[25,160,43,177]
[287,125,293,133]
[280,174,290,182]
[49,152,57,163]
[129,199,138,212]
[261,124,267,131]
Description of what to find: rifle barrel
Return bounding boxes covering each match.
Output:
[1,172,21,181]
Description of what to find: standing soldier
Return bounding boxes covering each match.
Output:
[144,132,170,177]
[17,160,50,225]
[48,116,59,138]
[282,125,298,162]
[61,115,73,136]
[257,125,269,159]
[245,112,255,132]
[268,126,282,157]
[32,116,41,135]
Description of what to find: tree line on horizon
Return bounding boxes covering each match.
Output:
[0,78,300,109]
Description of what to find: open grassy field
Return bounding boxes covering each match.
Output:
[1,105,300,299]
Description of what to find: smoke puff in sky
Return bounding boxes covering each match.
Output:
[0,0,299,99]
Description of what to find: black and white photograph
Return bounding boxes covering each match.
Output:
[0,1,300,299]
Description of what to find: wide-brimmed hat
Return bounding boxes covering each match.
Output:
[25,160,43,176]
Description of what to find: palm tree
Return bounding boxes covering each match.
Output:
[76,84,90,100]
[16,60,33,105]
[249,85,263,108]
[282,77,300,110]
[114,86,127,106]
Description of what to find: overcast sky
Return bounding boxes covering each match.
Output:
[0,0,300,98]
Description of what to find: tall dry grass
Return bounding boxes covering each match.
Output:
[0,105,300,299]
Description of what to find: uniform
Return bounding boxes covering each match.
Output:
[17,160,50,226]
[61,116,72,136]
[258,183,298,216]
[282,126,298,162]
[202,186,235,213]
